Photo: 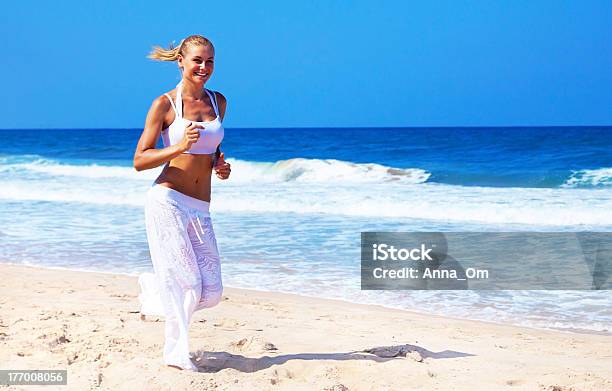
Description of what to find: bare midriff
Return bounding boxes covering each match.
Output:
[154,154,214,202]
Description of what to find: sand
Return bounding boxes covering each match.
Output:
[0,263,610,391]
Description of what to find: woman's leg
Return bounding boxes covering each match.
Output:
[144,192,202,371]
[189,216,224,311]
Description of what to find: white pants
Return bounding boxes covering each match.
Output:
[139,184,223,371]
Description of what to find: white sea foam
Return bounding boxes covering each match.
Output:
[0,156,430,184]
[2,180,611,226]
[227,158,430,184]
[2,156,612,226]
[563,167,612,188]
[0,157,160,180]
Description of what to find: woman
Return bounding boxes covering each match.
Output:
[133,34,231,371]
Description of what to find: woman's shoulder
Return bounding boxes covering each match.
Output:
[158,88,178,103]
[211,90,226,102]
[206,88,226,100]
[209,90,227,111]
[151,89,177,111]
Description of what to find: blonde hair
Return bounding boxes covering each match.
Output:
[148,35,214,62]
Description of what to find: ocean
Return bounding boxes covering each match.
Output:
[1,126,611,334]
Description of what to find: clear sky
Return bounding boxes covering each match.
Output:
[2,1,611,129]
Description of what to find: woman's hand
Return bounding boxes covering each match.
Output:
[214,152,231,180]
[178,122,202,152]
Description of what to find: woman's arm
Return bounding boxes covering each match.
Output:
[213,92,230,179]
[212,91,227,166]
[133,96,199,171]
[215,92,227,121]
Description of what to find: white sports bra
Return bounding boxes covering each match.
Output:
[161,82,224,155]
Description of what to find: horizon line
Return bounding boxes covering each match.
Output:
[1,124,612,131]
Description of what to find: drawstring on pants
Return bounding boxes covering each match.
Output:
[188,211,206,244]
[148,184,211,246]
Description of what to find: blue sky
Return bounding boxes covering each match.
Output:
[2,1,611,128]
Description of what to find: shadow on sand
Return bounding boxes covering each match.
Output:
[191,343,475,373]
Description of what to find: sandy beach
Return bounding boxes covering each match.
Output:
[0,263,610,390]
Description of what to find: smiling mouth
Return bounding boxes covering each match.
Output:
[195,72,208,78]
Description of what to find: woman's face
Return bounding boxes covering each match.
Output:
[178,45,215,85]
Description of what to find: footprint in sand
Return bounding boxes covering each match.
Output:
[229,336,278,353]
[213,318,245,330]
[269,368,295,385]
[48,334,71,350]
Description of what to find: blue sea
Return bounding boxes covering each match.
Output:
[1,127,611,334]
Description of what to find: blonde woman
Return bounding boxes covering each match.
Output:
[133,35,231,371]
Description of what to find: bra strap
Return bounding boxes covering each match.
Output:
[175,82,218,118]
[163,93,178,115]
[175,82,183,118]
[205,89,220,117]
